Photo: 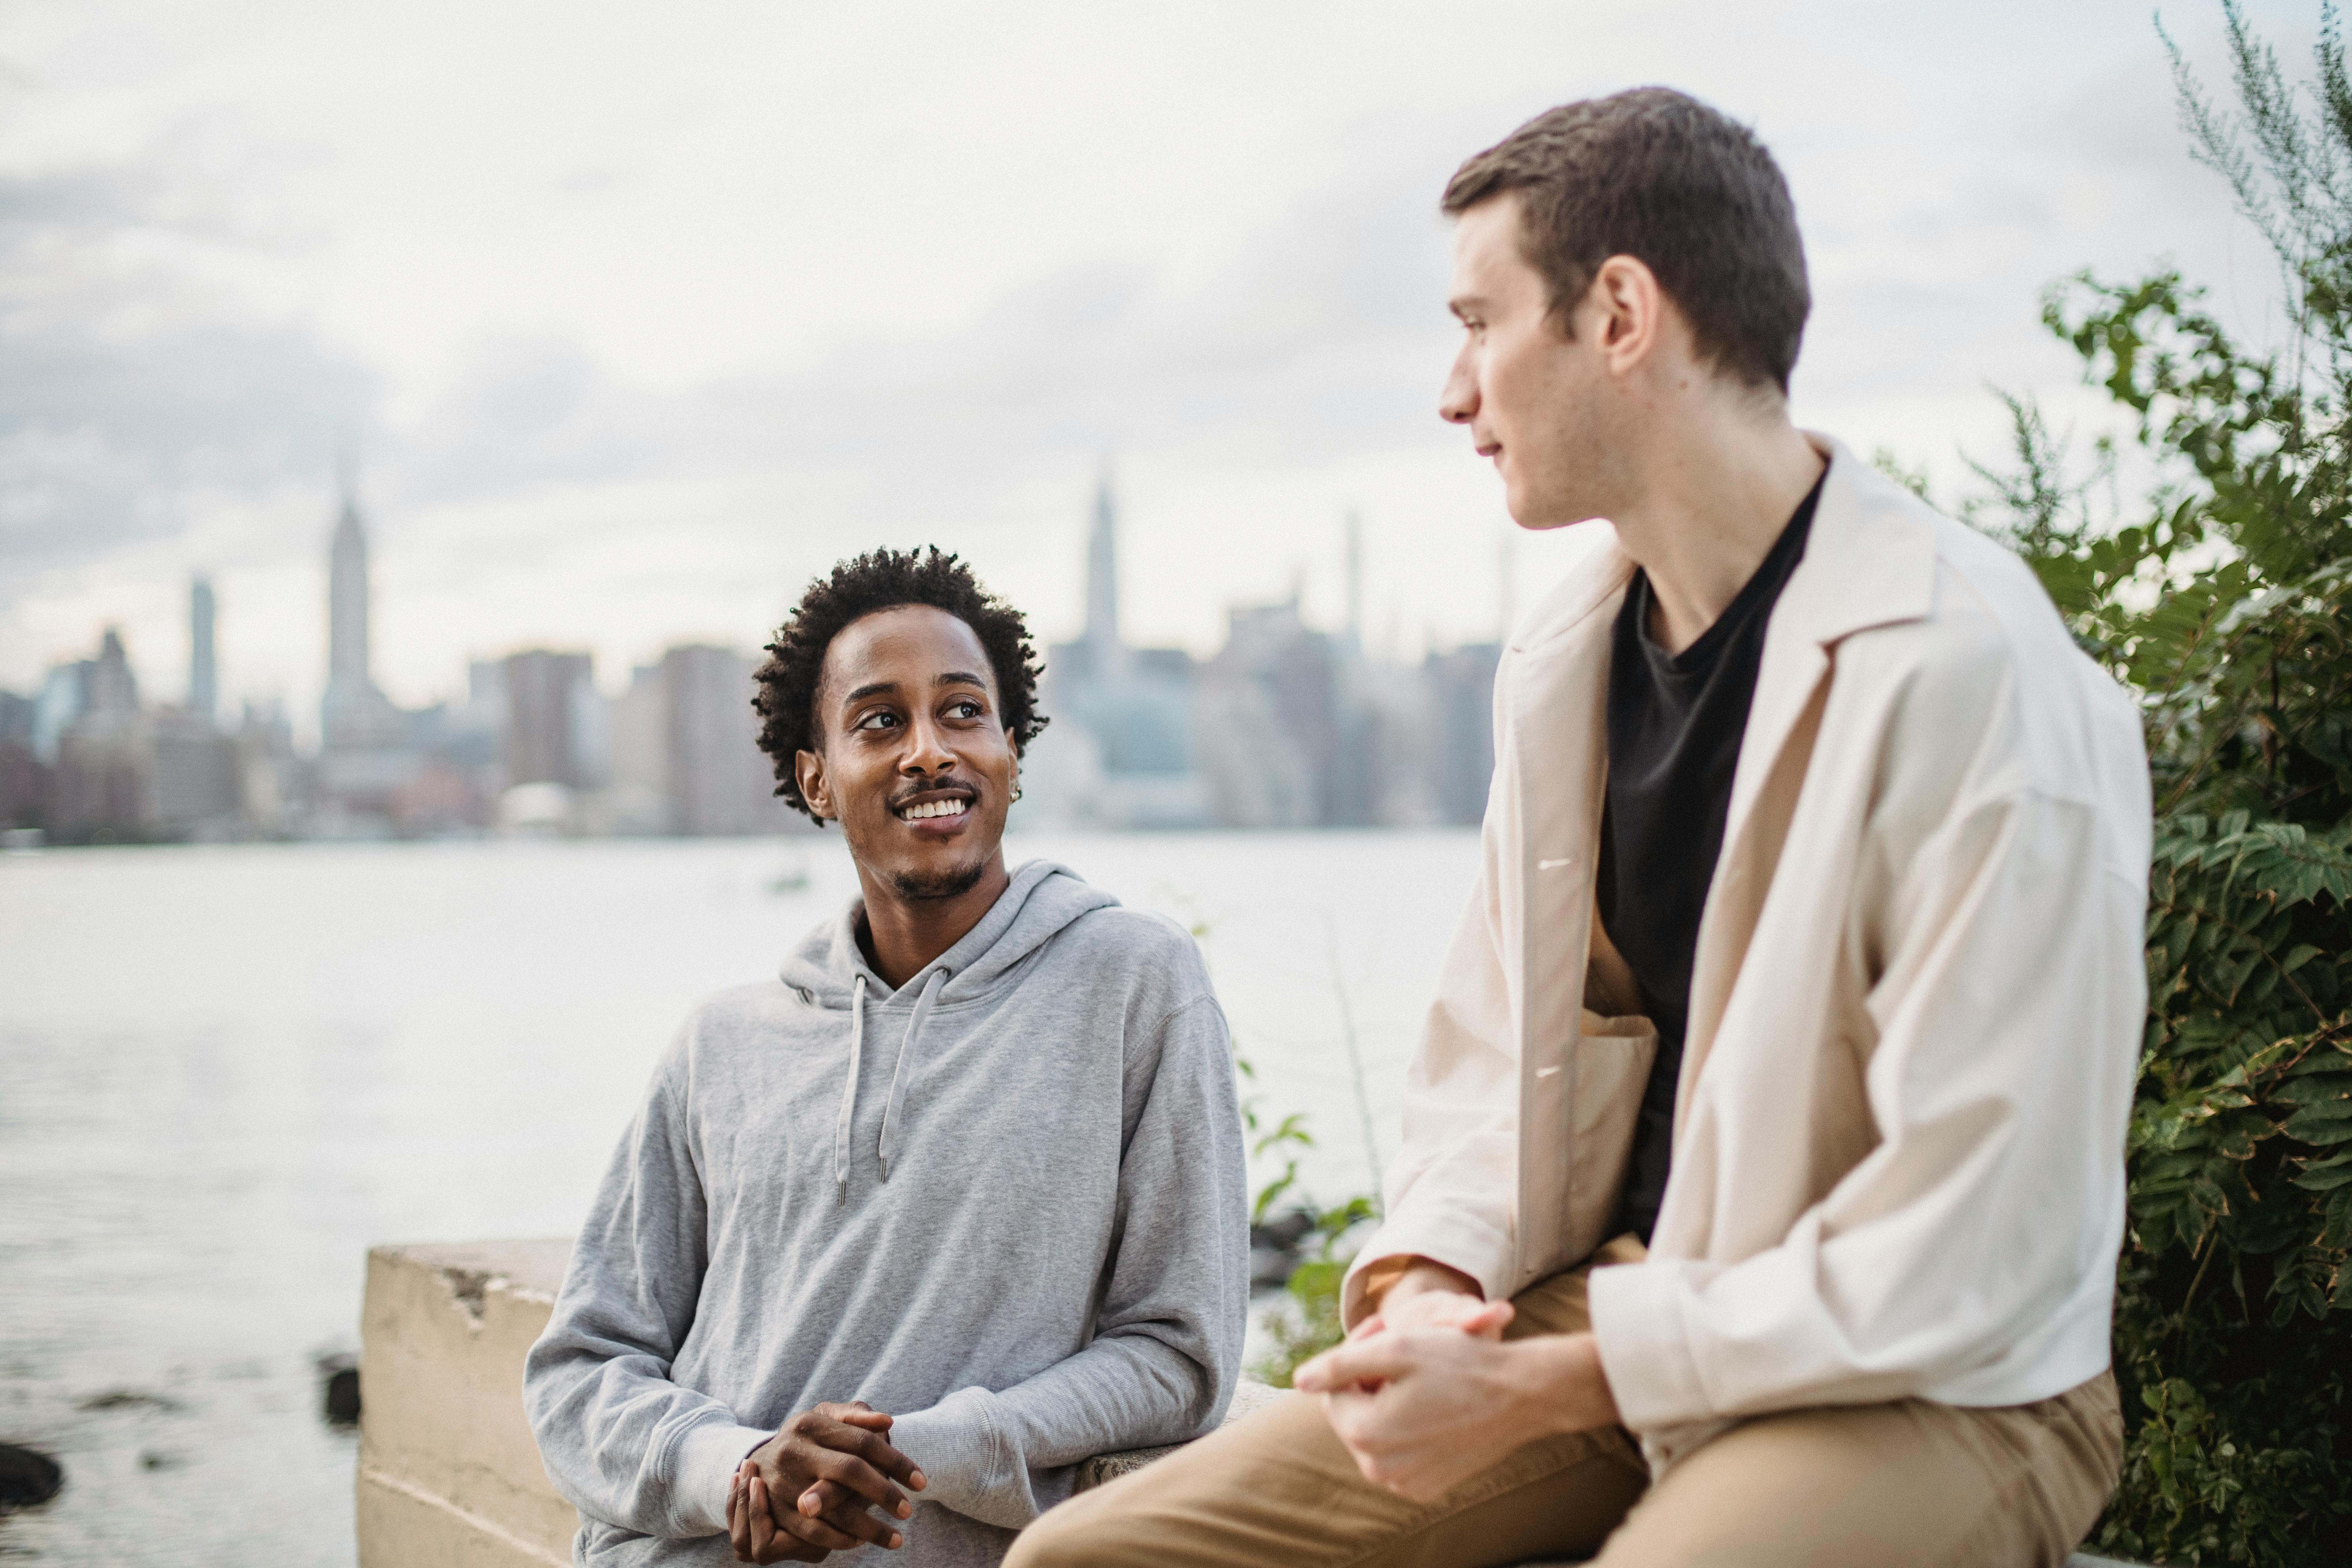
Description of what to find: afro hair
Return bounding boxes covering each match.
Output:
[753,546,1047,822]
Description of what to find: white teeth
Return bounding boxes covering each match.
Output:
[900,799,970,820]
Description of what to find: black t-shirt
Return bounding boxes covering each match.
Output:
[1599,472,1823,1243]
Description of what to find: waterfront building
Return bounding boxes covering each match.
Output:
[1423,641,1501,826]
[314,483,427,832]
[189,576,218,727]
[500,649,599,790]
[1032,477,1212,829]
[148,709,240,831]
[0,689,44,831]
[319,485,404,754]
[662,644,797,836]
[48,629,149,840]
[606,646,803,836]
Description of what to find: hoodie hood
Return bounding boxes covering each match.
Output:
[780,859,1120,1008]
[780,860,1122,1189]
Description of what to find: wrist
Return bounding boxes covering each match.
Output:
[1509,1332,1618,1439]
[1375,1257,1481,1313]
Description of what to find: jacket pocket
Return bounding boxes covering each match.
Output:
[1563,1010,1656,1265]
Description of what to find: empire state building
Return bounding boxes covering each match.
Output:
[320,483,399,752]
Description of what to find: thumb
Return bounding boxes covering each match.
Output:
[1294,1336,1405,1394]
[1462,1299,1514,1337]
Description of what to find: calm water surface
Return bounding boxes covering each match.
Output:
[0,830,1477,1566]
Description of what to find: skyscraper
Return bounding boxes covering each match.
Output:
[1032,476,1209,828]
[1084,472,1120,662]
[321,478,400,752]
[500,649,597,789]
[325,489,370,711]
[189,576,217,726]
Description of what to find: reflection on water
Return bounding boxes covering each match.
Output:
[0,830,1476,1565]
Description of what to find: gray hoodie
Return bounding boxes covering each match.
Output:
[524,860,1248,1567]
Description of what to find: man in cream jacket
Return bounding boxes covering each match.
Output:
[1010,87,2149,1568]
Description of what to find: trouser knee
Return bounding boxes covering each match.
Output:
[1000,1501,1092,1568]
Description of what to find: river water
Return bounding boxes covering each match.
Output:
[0,830,1478,1565]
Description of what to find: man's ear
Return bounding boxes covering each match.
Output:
[1587,254,1665,377]
[794,748,831,822]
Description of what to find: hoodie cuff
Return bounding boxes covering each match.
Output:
[670,1419,774,1536]
[886,1386,1036,1529]
[1585,1258,1713,1430]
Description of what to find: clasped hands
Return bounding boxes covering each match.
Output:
[1291,1260,1622,1504]
[724,1402,926,1563]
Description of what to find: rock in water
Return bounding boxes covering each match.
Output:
[0,1443,64,1509]
[323,1365,361,1425]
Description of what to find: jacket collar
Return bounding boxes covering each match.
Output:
[1724,434,1939,840]
[1775,433,1940,648]
[1512,432,1937,654]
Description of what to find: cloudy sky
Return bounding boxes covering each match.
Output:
[0,0,2310,728]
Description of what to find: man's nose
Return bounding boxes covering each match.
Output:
[900,712,956,774]
[1438,347,1478,425]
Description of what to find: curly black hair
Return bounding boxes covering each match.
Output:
[753,546,1048,822]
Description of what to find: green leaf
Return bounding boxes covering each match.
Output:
[2283,1102,2352,1144]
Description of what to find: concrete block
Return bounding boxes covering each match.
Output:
[358,1240,2141,1567]
[357,1240,577,1568]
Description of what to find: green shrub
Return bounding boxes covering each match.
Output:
[1963,9,2352,1558]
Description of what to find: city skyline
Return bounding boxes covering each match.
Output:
[5,465,1519,742]
[0,474,1508,839]
[0,2,2302,726]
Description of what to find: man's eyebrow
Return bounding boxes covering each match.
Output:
[1449,294,1485,321]
[841,672,987,704]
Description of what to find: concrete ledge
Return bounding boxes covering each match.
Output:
[354,1238,1287,1564]
[358,1240,577,1568]
[355,1239,2142,1568]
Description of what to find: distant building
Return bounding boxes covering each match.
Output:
[320,485,403,753]
[49,629,151,840]
[1032,477,1211,828]
[606,646,802,836]
[1194,598,1329,828]
[501,650,599,790]
[314,483,425,832]
[234,701,301,837]
[189,576,218,726]
[0,689,44,830]
[1423,642,1501,826]
[148,710,240,831]
[38,620,245,841]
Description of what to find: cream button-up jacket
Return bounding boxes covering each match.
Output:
[1341,438,2152,1471]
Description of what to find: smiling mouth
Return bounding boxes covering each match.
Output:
[895,797,973,822]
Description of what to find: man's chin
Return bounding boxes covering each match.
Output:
[889,854,992,903]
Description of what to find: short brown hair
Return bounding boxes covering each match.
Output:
[1443,88,1809,392]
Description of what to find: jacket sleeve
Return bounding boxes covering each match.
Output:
[523,1029,767,1539]
[1588,762,2149,1428]
[885,992,1249,1529]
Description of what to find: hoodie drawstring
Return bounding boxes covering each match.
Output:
[833,968,946,1190]
[878,969,945,1182]
[831,975,868,1191]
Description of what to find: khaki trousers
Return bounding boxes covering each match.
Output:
[1008,1242,2122,1568]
